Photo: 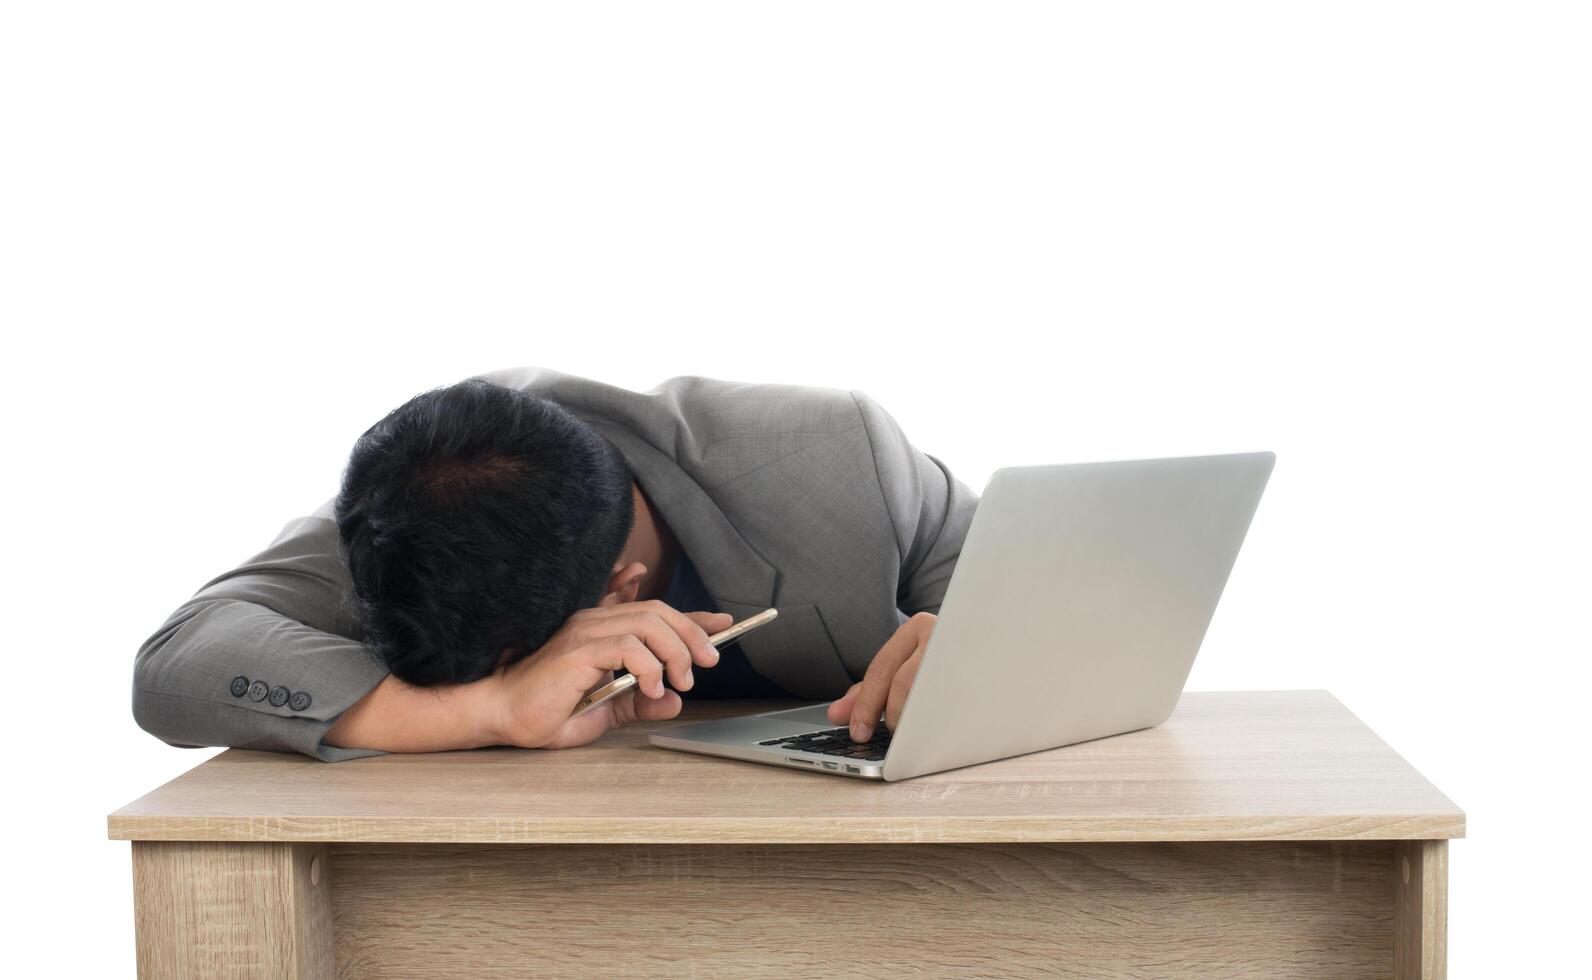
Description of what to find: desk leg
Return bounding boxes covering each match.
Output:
[131,841,333,980]
[1395,840,1449,980]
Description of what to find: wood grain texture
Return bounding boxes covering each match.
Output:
[131,841,332,979]
[1395,839,1449,979]
[328,841,1398,979]
[109,691,1465,845]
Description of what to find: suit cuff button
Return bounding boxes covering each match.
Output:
[288,691,312,712]
[246,680,270,702]
[229,676,250,698]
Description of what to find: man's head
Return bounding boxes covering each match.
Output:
[335,380,636,686]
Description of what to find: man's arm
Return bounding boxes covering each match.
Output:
[325,602,731,753]
[132,502,392,761]
[134,501,734,760]
[826,393,977,739]
[850,392,980,615]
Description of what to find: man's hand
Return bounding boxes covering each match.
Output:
[490,601,731,749]
[826,612,936,742]
[325,600,730,754]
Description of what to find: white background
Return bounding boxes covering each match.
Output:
[2,2,1587,974]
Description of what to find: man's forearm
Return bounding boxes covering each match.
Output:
[325,673,505,753]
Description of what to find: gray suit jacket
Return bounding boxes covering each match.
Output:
[133,368,979,760]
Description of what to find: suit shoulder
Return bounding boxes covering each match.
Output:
[466,370,871,485]
[653,376,863,437]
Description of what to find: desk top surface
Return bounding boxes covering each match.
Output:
[109,690,1463,845]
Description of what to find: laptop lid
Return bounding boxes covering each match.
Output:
[882,452,1274,781]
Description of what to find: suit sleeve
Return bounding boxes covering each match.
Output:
[131,502,391,761]
[851,392,980,616]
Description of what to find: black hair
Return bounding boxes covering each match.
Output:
[334,379,636,686]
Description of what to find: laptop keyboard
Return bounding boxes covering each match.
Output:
[757,725,892,762]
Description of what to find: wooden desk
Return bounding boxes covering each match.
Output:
[109,691,1462,979]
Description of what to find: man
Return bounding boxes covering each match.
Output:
[133,368,978,761]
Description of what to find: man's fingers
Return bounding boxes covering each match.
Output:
[877,617,934,734]
[627,688,683,722]
[583,602,733,688]
[848,670,889,742]
[646,603,730,668]
[595,601,730,668]
[640,601,727,669]
[616,635,671,698]
[884,652,921,732]
[607,687,682,726]
[582,635,667,698]
[827,683,861,724]
[848,625,919,742]
[541,700,617,749]
[686,610,734,665]
[587,609,697,691]
[543,686,681,749]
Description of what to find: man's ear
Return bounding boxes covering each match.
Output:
[599,561,647,607]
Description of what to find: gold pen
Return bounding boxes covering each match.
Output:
[572,607,780,717]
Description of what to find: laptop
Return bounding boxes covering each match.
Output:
[649,451,1275,780]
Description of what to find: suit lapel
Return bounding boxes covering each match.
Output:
[586,420,857,694]
[586,420,778,610]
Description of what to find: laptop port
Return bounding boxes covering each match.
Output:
[821,761,838,770]
[844,765,861,774]
[785,757,815,766]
